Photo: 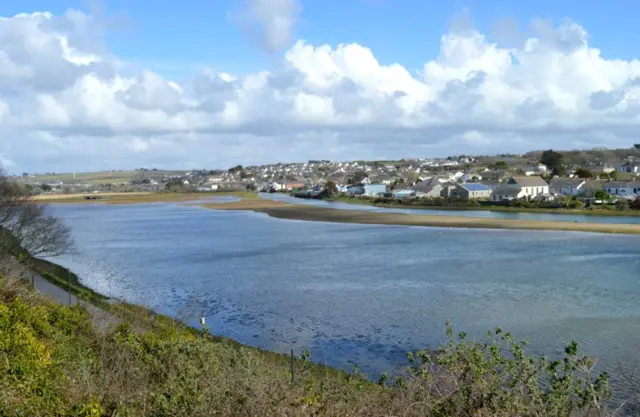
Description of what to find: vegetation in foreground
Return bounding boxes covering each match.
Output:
[0,271,620,416]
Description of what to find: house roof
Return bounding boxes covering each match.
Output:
[460,183,490,192]
[509,176,549,187]
[411,182,443,193]
[549,179,586,188]
[603,181,640,188]
[493,187,521,197]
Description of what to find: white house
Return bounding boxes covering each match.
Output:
[603,181,640,197]
[549,179,586,196]
[490,176,549,201]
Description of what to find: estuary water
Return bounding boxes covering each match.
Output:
[50,201,640,391]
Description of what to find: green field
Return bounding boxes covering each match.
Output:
[26,170,189,185]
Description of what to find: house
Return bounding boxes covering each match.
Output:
[411,181,445,198]
[549,179,586,196]
[346,184,365,195]
[476,180,500,191]
[449,183,492,199]
[507,176,549,198]
[490,176,549,201]
[490,187,523,201]
[617,162,640,174]
[533,193,561,202]
[603,181,640,197]
[364,184,388,196]
[393,189,416,199]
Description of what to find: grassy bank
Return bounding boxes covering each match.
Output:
[0,269,620,416]
[326,194,640,217]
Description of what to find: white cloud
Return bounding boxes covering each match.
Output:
[233,0,301,53]
[1,9,640,172]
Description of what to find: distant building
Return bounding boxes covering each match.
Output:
[449,183,492,199]
[603,180,640,197]
[617,162,640,174]
[490,176,549,201]
[411,181,445,198]
[393,189,416,199]
[549,179,586,196]
[364,184,388,196]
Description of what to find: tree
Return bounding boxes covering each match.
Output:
[40,183,51,192]
[324,180,338,195]
[228,165,243,174]
[594,189,611,200]
[616,199,630,211]
[609,170,619,180]
[573,168,592,178]
[0,170,71,260]
[492,160,508,170]
[540,149,564,173]
[245,183,257,191]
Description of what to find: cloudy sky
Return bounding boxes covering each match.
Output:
[1,0,640,173]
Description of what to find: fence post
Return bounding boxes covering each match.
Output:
[290,349,295,385]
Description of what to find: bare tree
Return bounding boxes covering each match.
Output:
[0,170,72,260]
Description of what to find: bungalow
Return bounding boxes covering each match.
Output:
[490,176,549,201]
[449,183,492,199]
[603,181,640,196]
[411,182,445,198]
[549,179,586,196]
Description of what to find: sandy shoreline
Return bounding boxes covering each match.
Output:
[203,199,640,235]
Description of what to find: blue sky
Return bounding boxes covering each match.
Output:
[3,0,639,78]
[2,0,640,171]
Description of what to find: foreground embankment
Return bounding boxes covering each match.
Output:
[1,258,623,416]
[204,198,640,235]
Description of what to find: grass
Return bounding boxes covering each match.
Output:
[0,270,621,416]
[29,171,139,184]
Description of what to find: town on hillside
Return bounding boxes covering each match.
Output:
[16,145,640,209]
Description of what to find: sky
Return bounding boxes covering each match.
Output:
[1,1,640,173]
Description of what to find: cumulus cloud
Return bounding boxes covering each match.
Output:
[1,9,640,172]
[232,0,301,53]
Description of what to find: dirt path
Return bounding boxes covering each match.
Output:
[31,274,121,333]
[1,256,121,332]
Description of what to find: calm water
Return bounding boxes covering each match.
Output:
[50,202,640,392]
[261,193,640,224]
